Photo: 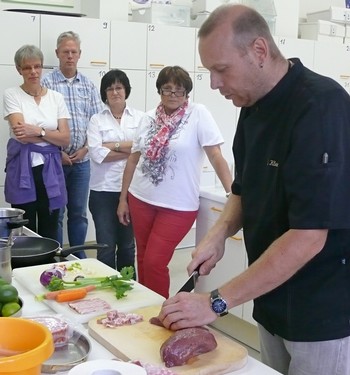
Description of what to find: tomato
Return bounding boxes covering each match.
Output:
[0,284,19,303]
[2,302,21,317]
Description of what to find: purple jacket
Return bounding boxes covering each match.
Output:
[5,139,67,211]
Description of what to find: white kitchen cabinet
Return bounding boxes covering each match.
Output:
[313,41,350,94]
[121,69,147,111]
[0,11,40,65]
[110,21,147,71]
[276,36,315,69]
[193,72,236,171]
[195,194,245,319]
[195,187,258,330]
[0,66,23,187]
[40,15,110,70]
[146,23,196,73]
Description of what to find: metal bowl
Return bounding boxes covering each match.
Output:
[41,329,91,374]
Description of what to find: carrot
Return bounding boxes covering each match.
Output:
[55,288,87,302]
[37,285,96,302]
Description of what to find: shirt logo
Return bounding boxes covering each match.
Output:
[267,160,279,167]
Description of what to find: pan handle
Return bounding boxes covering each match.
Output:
[7,219,29,229]
[59,243,109,258]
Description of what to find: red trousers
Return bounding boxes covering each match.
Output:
[128,193,197,298]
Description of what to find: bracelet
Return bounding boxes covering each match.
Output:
[84,145,88,151]
[225,192,231,198]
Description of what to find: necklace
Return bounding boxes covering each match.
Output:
[21,85,43,97]
[113,114,122,120]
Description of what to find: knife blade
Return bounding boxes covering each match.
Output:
[176,265,200,293]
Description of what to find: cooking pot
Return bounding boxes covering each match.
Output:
[0,208,26,237]
[10,237,108,268]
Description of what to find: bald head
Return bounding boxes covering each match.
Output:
[198,4,280,58]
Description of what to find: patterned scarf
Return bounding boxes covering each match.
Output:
[142,100,188,185]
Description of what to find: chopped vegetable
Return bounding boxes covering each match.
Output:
[39,268,64,287]
[66,262,82,272]
[55,288,87,302]
[37,285,96,301]
[39,266,135,300]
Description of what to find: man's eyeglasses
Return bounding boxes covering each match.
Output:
[106,86,124,93]
[20,64,43,72]
[160,88,186,97]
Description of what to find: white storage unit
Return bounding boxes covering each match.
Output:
[110,21,148,110]
[299,20,345,44]
[307,6,350,24]
[313,40,350,95]
[276,37,315,69]
[132,3,191,26]
[40,15,110,70]
[0,11,40,209]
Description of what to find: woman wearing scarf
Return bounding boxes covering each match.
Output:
[117,66,232,298]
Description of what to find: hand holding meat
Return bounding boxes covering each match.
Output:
[157,292,217,331]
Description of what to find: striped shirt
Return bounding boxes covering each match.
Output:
[42,68,103,161]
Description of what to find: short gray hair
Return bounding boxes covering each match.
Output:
[14,45,43,67]
[56,31,81,49]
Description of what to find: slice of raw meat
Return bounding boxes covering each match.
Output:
[160,327,217,367]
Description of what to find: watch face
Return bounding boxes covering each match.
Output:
[212,298,227,314]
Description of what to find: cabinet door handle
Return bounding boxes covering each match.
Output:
[228,235,242,241]
[210,206,223,213]
[90,61,107,66]
[149,63,165,68]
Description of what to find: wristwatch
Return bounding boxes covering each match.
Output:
[114,142,120,152]
[210,289,228,317]
[39,128,46,138]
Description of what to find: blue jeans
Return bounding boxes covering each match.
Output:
[58,161,90,258]
[88,190,135,271]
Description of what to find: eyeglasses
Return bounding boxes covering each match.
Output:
[20,64,43,72]
[160,88,186,97]
[106,86,124,93]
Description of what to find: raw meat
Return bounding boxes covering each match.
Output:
[97,310,143,328]
[26,316,70,347]
[160,327,217,367]
[68,297,111,314]
[149,316,164,327]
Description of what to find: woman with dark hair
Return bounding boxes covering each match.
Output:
[87,69,144,270]
[117,65,232,298]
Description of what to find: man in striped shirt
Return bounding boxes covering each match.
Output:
[42,31,103,256]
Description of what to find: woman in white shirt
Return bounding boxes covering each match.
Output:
[117,66,232,298]
[3,45,70,239]
[87,69,144,270]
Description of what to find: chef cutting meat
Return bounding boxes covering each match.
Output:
[157,4,350,375]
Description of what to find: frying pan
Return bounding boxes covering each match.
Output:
[10,236,108,268]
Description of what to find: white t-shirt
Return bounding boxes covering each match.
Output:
[3,86,70,166]
[88,105,144,192]
[129,102,224,211]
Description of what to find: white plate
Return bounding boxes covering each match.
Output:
[68,359,147,375]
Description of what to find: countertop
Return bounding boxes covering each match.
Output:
[200,185,228,204]
[12,269,281,375]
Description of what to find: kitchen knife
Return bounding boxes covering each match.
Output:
[176,265,200,293]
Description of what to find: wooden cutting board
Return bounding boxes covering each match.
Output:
[88,305,248,375]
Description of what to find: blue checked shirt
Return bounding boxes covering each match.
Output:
[42,68,103,162]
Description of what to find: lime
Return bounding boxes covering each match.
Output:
[0,284,19,303]
[0,278,8,286]
[2,302,21,317]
